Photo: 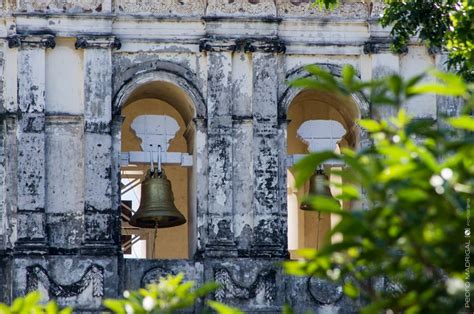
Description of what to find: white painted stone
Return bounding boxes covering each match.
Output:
[297,120,346,152]
[400,46,437,118]
[46,39,84,114]
[131,115,180,152]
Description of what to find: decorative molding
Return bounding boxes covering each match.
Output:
[7,35,55,49]
[17,0,105,13]
[7,36,21,48]
[242,38,286,53]
[207,0,277,17]
[277,0,369,18]
[199,38,237,52]
[75,36,121,50]
[26,264,104,299]
[200,37,285,53]
[363,39,407,54]
[115,0,205,15]
[214,266,276,302]
[307,276,343,305]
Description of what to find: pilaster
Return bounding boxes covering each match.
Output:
[363,40,401,119]
[205,50,236,256]
[76,36,121,253]
[251,51,286,256]
[14,34,54,252]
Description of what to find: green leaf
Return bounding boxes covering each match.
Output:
[358,119,382,132]
[397,189,428,202]
[303,195,342,213]
[207,301,244,314]
[282,304,295,314]
[0,304,11,314]
[293,151,339,187]
[447,115,474,131]
[407,70,467,96]
[334,185,361,201]
[103,299,126,314]
[379,163,417,182]
[343,282,359,298]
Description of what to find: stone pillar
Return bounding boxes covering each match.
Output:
[76,36,121,254]
[251,50,286,256]
[194,118,209,254]
[204,48,236,256]
[199,38,287,257]
[363,39,402,119]
[13,34,55,252]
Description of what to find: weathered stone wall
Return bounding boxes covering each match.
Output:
[0,0,455,312]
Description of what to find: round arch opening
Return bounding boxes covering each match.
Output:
[286,88,360,259]
[119,79,198,260]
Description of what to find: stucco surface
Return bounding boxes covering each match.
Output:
[0,0,452,312]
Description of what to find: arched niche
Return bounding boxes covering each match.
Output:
[285,88,362,259]
[114,69,204,260]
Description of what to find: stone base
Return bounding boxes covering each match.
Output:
[0,253,120,312]
[122,257,358,313]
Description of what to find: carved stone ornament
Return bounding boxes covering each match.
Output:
[115,0,206,15]
[7,36,21,48]
[200,37,286,53]
[7,35,56,49]
[18,0,105,13]
[26,264,104,299]
[206,0,277,17]
[214,266,276,302]
[307,276,343,305]
[75,36,121,50]
[277,0,369,18]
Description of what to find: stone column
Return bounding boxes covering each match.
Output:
[12,34,55,252]
[250,43,287,256]
[76,36,121,253]
[203,46,236,256]
[363,40,402,119]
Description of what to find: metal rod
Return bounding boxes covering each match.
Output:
[157,145,162,173]
[151,224,158,258]
[149,150,153,172]
[122,235,142,252]
[121,178,140,192]
[121,179,143,195]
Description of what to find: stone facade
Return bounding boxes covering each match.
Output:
[0,0,456,312]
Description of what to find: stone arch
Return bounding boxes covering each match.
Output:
[278,63,370,122]
[282,63,370,257]
[113,62,205,259]
[113,60,206,120]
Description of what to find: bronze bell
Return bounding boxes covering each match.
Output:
[129,168,186,228]
[300,168,332,211]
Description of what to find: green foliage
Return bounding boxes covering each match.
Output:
[104,273,241,314]
[310,0,474,80]
[285,64,474,313]
[381,0,474,81]
[0,292,71,314]
[312,0,339,10]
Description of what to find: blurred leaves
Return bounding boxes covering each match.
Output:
[380,0,474,81]
[284,65,474,313]
[0,292,72,314]
[104,273,233,314]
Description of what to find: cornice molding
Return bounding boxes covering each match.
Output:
[199,37,286,53]
[75,36,121,50]
[7,34,56,49]
[363,39,408,55]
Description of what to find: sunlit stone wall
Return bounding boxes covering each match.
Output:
[0,0,452,312]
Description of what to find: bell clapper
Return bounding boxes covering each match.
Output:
[152,223,158,258]
[157,145,162,174]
